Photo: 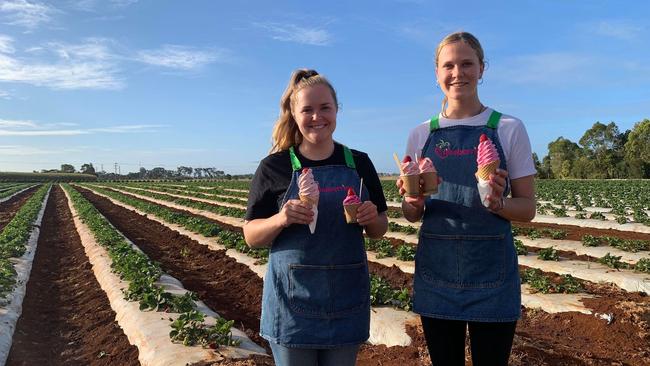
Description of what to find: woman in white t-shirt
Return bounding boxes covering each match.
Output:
[398,31,536,366]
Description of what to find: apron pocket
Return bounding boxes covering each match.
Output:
[288,262,368,318]
[418,232,506,288]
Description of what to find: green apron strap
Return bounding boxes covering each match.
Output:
[429,115,440,131]
[486,110,502,129]
[288,146,302,171]
[343,145,356,169]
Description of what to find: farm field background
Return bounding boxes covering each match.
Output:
[1,179,649,366]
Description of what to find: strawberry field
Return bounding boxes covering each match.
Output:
[1,179,649,365]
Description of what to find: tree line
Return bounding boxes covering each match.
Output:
[534,118,650,179]
[38,164,253,180]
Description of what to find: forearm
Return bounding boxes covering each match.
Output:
[496,196,536,222]
[364,212,388,239]
[243,215,285,248]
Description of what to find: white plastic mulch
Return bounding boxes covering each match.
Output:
[0,187,50,365]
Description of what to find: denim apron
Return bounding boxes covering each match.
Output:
[260,146,371,348]
[413,111,521,322]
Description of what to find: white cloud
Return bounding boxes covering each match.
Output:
[0,0,56,30]
[110,0,138,7]
[254,22,332,46]
[0,128,87,136]
[0,145,82,155]
[593,20,644,41]
[0,38,123,90]
[0,119,163,136]
[136,45,224,70]
[47,38,114,60]
[0,35,15,53]
[0,119,36,128]
[0,90,11,99]
[69,0,138,12]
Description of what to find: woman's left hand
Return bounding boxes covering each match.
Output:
[356,201,378,226]
[486,168,508,212]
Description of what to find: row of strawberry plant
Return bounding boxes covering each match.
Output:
[176,180,251,191]
[370,274,412,311]
[149,182,250,199]
[520,268,584,294]
[519,242,650,274]
[92,184,246,218]
[64,184,238,348]
[79,185,269,265]
[388,221,418,235]
[118,183,249,204]
[537,202,649,226]
[0,183,33,200]
[582,234,650,253]
[366,238,416,261]
[0,184,50,302]
[536,179,650,211]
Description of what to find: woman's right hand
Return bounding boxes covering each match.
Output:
[277,199,314,228]
[396,178,425,211]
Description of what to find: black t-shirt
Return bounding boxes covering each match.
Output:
[245,143,388,221]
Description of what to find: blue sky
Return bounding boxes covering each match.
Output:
[1,0,649,175]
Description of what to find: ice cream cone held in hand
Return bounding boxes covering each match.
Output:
[400,155,421,197]
[476,134,500,180]
[343,187,362,224]
[419,157,438,195]
[298,168,320,233]
[475,134,500,207]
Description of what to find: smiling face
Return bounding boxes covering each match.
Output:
[292,83,337,148]
[436,41,484,103]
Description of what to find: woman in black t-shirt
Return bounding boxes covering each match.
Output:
[243,69,387,366]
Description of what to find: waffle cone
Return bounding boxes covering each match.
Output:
[475,160,500,181]
[300,194,318,207]
[401,174,421,197]
[344,203,361,224]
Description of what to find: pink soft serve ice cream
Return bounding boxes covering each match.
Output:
[298,168,319,205]
[418,157,436,174]
[475,134,500,180]
[343,187,361,205]
[343,187,362,224]
[400,155,420,175]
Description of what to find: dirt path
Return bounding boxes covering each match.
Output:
[6,185,139,366]
[0,185,39,232]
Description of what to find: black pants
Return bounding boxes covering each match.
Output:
[421,316,517,366]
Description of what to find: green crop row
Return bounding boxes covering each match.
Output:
[64,184,238,348]
[0,184,49,303]
[91,184,246,219]
[369,274,411,311]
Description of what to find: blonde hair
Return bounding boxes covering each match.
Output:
[270,69,338,153]
[434,32,485,114]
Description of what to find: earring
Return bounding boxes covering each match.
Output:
[478,77,484,85]
[435,80,440,88]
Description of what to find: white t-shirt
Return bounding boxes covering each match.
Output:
[405,107,536,180]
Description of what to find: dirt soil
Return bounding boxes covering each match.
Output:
[78,186,650,365]
[512,220,650,241]
[6,185,139,366]
[0,185,39,231]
